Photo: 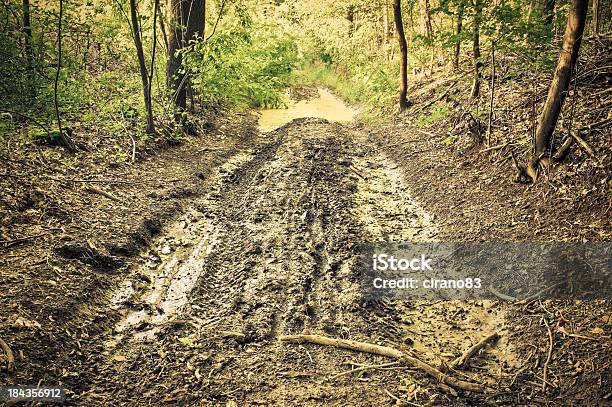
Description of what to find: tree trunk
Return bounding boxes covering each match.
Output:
[129,0,155,134]
[592,0,599,35]
[470,0,482,98]
[167,0,205,114]
[148,0,159,121]
[54,0,77,153]
[394,0,409,112]
[530,0,588,179]
[544,0,556,25]
[383,0,389,45]
[453,1,465,70]
[22,0,34,97]
[418,0,433,38]
[157,0,169,51]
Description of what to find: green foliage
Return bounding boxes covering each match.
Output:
[184,14,298,109]
[416,104,450,127]
[442,135,458,145]
[293,60,397,114]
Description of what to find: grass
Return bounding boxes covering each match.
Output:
[415,103,450,128]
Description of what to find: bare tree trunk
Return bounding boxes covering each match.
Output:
[54,0,77,153]
[23,0,34,97]
[394,0,409,112]
[470,0,482,98]
[148,0,159,121]
[129,0,155,134]
[157,0,169,51]
[167,0,205,115]
[529,0,588,180]
[592,0,600,35]
[383,0,389,46]
[453,1,465,70]
[487,45,495,145]
[418,0,433,38]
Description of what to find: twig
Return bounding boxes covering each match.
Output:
[542,318,553,393]
[329,361,400,380]
[372,139,419,152]
[413,128,438,139]
[552,136,573,161]
[0,336,15,372]
[0,232,52,248]
[478,142,510,154]
[68,178,133,184]
[0,109,52,138]
[516,282,565,305]
[280,334,488,393]
[570,131,595,157]
[487,45,496,146]
[348,165,366,180]
[416,81,458,113]
[205,0,228,42]
[578,117,611,131]
[85,185,122,202]
[128,132,136,162]
[450,333,500,370]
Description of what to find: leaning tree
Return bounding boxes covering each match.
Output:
[528,0,588,181]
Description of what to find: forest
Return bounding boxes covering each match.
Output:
[0,0,610,405]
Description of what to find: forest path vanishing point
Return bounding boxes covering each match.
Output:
[77,114,521,406]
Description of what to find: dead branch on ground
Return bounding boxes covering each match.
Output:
[450,333,500,370]
[280,334,488,393]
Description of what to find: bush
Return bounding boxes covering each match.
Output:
[184,20,298,109]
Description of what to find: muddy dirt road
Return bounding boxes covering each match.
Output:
[2,106,609,406]
[65,118,521,406]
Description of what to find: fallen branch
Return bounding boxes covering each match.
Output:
[85,185,122,202]
[570,131,595,157]
[0,232,51,248]
[69,178,133,184]
[348,165,367,180]
[0,336,15,372]
[542,318,554,393]
[279,334,488,393]
[552,136,574,161]
[450,333,500,370]
[478,142,510,154]
[413,128,438,139]
[416,81,458,113]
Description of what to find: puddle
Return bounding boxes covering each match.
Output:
[106,152,255,347]
[258,87,359,132]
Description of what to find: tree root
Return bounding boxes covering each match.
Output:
[279,334,489,393]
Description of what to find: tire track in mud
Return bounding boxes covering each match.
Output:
[188,119,366,341]
[90,118,515,405]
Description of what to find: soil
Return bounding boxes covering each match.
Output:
[0,90,610,406]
